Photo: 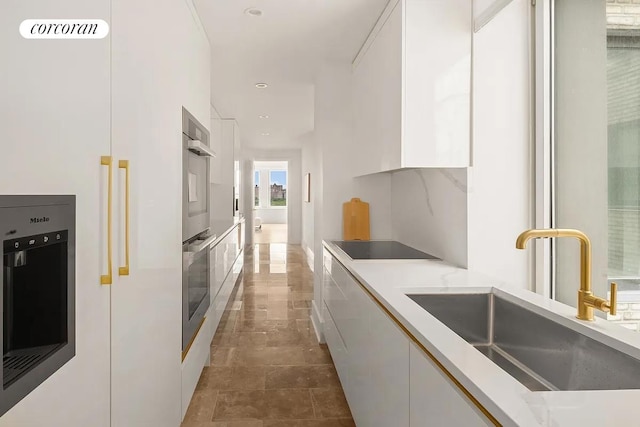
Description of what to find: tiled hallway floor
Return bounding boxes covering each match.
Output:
[254,224,288,244]
[182,243,355,427]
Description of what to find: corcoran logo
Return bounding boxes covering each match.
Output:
[30,217,50,224]
[19,19,109,39]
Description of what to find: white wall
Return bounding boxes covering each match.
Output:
[474,0,514,31]
[391,169,468,267]
[255,208,287,224]
[301,133,316,270]
[242,149,302,244]
[467,0,532,289]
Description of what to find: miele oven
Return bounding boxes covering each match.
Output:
[0,195,75,416]
[182,107,214,352]
[182,233,216,351]
[182,107,213,243]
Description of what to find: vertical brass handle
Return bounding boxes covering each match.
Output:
[609,282,618,316]
[118,160,130,276]
[101,156,113,285]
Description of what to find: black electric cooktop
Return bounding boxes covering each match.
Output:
[332,240,440,260]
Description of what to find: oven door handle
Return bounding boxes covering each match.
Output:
[189,234,217,254]
[184,234,217,268]
[187,140,216,157]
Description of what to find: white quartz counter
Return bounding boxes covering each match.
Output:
[323,240,640,426]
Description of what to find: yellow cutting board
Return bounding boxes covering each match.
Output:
[343,198,370,241]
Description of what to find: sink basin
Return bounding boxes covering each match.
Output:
[407,292,640,391]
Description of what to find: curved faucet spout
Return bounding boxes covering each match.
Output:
[515,228,590,250]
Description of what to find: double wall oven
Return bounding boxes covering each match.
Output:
[182,108,215,352]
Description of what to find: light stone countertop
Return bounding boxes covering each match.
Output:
[323,240,640,427]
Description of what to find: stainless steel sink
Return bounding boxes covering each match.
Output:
[407,292,640,391]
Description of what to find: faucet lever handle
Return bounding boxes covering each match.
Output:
[609,282,618,316]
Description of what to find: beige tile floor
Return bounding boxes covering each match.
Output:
[182,243,354,427]
[254,224,288,244]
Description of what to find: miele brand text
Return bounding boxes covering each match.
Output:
[30,217,50,224]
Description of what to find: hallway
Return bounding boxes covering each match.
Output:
[182,243,354,426]
[254,224,288,244]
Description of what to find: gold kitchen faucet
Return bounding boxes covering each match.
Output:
[516,229,617,321]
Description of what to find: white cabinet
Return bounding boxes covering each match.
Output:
[409,343,492,426]
[211,120,239,222]
[0,1,111,425]
[323,249,492,427]
[211,225,244,333]
[208,221,245,338]
[323,253,409,427]
[2,0,209,425]
[214,236,227,298]
[109,0,210,425]
[210,117,223,184]
[369,297,410,427]
[352,0,472,176]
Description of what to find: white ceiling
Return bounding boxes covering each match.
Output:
[193,0,390,149]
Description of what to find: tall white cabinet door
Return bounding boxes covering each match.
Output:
[109,0,209,425]
[409,343,492,427]
[0,1,111,426]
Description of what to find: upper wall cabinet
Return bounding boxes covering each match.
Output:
[352,0,472,176]
[210,117,223,184]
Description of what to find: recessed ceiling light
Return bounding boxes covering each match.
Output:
[255,83,268,89]
[259,115,269,119]
[244,8,263,17]
[261,133,270,136]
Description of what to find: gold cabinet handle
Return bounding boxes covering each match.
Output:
[118,160,130,276]
[101,156,113,285]
[609,282,618,316]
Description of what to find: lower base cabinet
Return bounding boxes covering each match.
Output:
[323,249,494,427]
[409,343,492,426]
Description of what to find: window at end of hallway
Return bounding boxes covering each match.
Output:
[270,170,287,207]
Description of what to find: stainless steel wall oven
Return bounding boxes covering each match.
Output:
[182,108,213,352]
[0,195,75,416]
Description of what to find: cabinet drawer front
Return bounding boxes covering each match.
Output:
[323,303,349,398]
[368,294,410,427]
[328,256,358,299]
[409,343,492,426]
[323,266,349,345]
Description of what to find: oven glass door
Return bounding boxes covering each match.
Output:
[182,239,210,350]
[187,246,208,320]
[183,134,210,241]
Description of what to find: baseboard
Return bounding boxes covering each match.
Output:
[311,300,325,344]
